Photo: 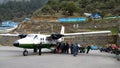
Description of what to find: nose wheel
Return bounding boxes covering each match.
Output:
[23,49,28,56]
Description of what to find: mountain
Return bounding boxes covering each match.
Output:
[34,0,120,18]
[0,0,120,22]
[0,0,49,22]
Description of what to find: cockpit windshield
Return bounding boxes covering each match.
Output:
[27,34,35,38]
[33,35,38,39]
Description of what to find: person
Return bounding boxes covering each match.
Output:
[113,44,119,55]
[38,42,42,55]
[65,42,69,54]
[60,42,65,53]
[70,42,74,54]
[86,45,91,54]
[56,42,61,53]
[73,43,79,56]
[111,44,120,61]
[78,43,84,53]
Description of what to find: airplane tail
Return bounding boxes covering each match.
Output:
[60,26,65,34]
[59,26,65,41]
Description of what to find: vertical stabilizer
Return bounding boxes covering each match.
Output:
[59,26,65,41]
[60,26,65,34]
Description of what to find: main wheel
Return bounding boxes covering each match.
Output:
[23,50,28,56]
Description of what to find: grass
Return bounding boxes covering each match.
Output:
[110,27,119,35]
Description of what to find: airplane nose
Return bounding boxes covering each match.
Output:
[13,41,19,47]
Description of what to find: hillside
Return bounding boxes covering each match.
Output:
[0,0,120,46]
[15,17,119,34]
[0,0,49,22]
[0,18,118,46]
[0,0,120,22]
[34,0,120,18]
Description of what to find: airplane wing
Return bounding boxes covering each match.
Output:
[0,33,27,38]
[47,31,111,40]
[0,34,19,36]
[63,31,111,37]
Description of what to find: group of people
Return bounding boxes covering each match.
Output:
[99,44,120,60]
[100,44,120,55]
[54,42,91,56]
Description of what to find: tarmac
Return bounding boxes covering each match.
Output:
[0,46,120,68]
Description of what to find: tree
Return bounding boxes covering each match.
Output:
[60,1,78,16]
[48,0,59,12]
[113,6,120,16]
[0,0,48,21]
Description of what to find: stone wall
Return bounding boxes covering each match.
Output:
[65,35,115,47]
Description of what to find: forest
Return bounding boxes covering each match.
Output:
[0,0,49,22]
[0,0,120,22]
[34,0,120,18]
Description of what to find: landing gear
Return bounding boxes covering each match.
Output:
[23,49,28,56]
[22,43,42,56]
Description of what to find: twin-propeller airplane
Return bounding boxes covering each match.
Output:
[0,26,111,56]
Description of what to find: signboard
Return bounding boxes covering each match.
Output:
[58,17,86,22]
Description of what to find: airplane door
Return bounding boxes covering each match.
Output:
[33,35,40,44]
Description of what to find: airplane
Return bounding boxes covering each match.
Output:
[0,26,111,56]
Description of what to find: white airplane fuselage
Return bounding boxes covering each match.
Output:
[13,34,62,49]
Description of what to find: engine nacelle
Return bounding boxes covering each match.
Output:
[51,33,64,39]
[19,34,27,38]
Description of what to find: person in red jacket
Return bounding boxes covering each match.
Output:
[112,44,120,61]
[113,44,118,49]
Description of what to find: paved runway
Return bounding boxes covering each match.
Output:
[0,46,120,68]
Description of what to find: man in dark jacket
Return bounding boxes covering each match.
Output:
[65,42,69,54]
[73,43,79,56]
[70,42,74,54]
[86,45,91,54]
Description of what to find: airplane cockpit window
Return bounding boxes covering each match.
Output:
[40,38,45,40]
[41,38,43,40]
[33,35,38,39]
